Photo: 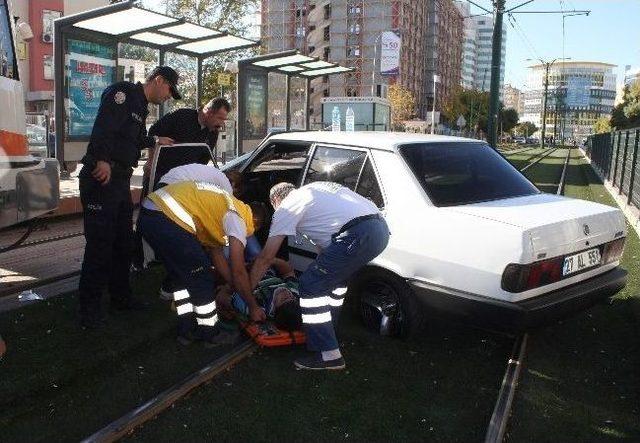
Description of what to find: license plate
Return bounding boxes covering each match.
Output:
[562,248,601,276]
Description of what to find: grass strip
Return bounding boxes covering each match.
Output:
[506,153,640,442]
[124,314,513,442]
[0,268,236,442]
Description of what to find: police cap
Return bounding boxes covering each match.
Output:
[148,66,182,100]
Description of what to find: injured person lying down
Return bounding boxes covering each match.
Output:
[216,260,302,333]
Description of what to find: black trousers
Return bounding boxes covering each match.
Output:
[78,166,133,318]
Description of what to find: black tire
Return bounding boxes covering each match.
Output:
[350,268,426,339]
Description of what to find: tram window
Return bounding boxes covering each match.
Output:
[0,0,18,80]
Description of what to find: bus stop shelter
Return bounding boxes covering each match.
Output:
[237,50,353,153]
[53,0,259,171]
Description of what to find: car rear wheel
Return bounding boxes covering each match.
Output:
[351,269,425,339]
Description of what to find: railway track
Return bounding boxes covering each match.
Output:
[499,145,538,156]
[484,147,572,443]
[0,217,84,253]
[6,149,576,440]
[519,147,559,172]
[82,340,257,443]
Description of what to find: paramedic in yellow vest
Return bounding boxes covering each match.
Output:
[137,181,266,346]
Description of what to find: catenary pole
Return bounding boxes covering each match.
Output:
[487,0,505,148]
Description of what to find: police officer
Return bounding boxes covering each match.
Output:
[78,66,180,328]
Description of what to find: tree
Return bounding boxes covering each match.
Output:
[623,79,640,125]
[593,116,612,134]
[611,101,629,130]
[140,0,259,110]
[443,87,490,132]
[500,108,519,134]
[118,44,156,63]
[388,84,416,130]
[515,122,537,137]
[610,80,640,130]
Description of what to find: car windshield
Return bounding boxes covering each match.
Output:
[220,150,253,171]
[399,142,539,206]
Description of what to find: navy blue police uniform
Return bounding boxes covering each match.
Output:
[78,81,155,326]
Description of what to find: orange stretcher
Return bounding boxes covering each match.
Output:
[240,320,306,347]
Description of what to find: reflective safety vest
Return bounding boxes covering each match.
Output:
[148,181,255,247]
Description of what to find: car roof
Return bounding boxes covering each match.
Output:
[266,131,483,152]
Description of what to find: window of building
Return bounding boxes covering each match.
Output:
[346,87,358,97]
[323,46,330,61]
[324,4,331,19]
[323,88,330,97]
[309,25,316,32]
[347,46,360,57]
[0,0,17,79]
[43,55,53,80]
[322,74,329,83]
[323,26,330,41]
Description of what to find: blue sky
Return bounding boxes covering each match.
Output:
[468,0,640,90]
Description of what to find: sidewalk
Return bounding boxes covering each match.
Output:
[50,164,145,217]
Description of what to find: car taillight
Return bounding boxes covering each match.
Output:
[602,237,625,264]
[502,238,626,293]
[502,256,564,293]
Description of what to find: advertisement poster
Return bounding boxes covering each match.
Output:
[380,31,401,76]
[244,70,267,139]
[66,39,116,137]
[566,76,591,109]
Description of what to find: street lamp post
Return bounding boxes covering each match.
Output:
[431,74,440,134]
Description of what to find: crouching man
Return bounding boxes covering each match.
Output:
[138,181,266,346]
[250,182,390,370]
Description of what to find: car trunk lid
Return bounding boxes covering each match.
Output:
[448,194,625,261]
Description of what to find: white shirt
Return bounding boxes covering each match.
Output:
[222,212,247,246]
[146,165,245,245]
[268,181,379,249]
[159,164,233,194]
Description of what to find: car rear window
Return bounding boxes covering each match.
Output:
[399,142,539,206]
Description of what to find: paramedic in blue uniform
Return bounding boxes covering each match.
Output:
[250,182,390,370]
[78,66,180,328]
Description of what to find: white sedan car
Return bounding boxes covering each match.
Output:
[223,132,627,336]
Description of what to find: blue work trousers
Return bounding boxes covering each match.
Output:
[298,216,390,353]
[137,210,218,338]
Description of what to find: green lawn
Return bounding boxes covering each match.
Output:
[124,316,512,442]
[1,151,638,442]
[0,268,236,442]
[504,151,640,442]
[0,271,514,442]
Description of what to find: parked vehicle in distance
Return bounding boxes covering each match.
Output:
[216,131,628,337]
[514,136,526,144]
[26,123,47,156]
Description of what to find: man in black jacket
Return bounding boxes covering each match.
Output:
[78,66,178,328]
[143,97,231,183]
[132,98,231,274]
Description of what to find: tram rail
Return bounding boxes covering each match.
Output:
[485,147,572,443]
